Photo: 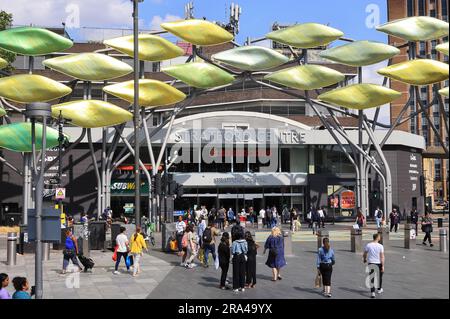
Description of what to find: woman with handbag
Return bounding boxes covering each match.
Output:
[317,237,335,297]
[130,226,148,277]
[264,227,287,282]
[61,229,82,274]
[421,211,434,247]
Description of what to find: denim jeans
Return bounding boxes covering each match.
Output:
[203,243,216,266]
[376,218,382,228]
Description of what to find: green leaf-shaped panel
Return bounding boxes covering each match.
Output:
[266,23,344,49]
[0,74,72,103]
[376,16,449,41]
[161,19,233,46]
[0,108,6,117]
[318,84,402,110]
[104,79,186,108]
[52,100,133,128]
[212,46,289,71]
[162,62,235,88]
[436,42,449,56]
[0,27,73,56]
[377,59,449,86]
[439,87,449,97]
[0,122,62,152]
[43,53,133,81]
[320,41,400,66]
[0,57,7,69]
[104,34,185,62]
[264,65,345,90]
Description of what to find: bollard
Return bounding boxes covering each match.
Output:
[283,230,293,256]
[317,229,329,249]
[377,227,389,245]
[404,224,416,249]
[257,217,262,229]
[350,228,362,253]
[437,218,443,228]
[42,242,51,261]
[7,232,18,266]
[440,229,447,252]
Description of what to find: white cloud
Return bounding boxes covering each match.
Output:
[2,0,133,28]
[150,14,182,31]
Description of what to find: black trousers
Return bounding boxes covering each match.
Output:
[423,231,432,243]
[232,254,246,290]
[319,263,333,286]
[390,223,398,232]
[246,258,257,286]
[220,263,229,287]
[368,263,383,292]
[176,233,184,252]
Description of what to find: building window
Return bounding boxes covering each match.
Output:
[419,42,426,56]
[431,40,438,59]
[152,62,160,73]
[435,160,442,181]
[442,0,449,21]
[418,0,426,15]
[407,0,415,16]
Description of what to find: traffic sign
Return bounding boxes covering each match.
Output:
[55,188,66,200]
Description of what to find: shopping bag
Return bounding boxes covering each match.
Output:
[126,255,134,268]
[169,239,178,252]
[352,224,360,230]
[112,245,118,262]
[314,272,322,288]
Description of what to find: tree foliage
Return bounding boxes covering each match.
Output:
[0,10,16,74]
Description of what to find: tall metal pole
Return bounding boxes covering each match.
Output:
[133,0,141,227]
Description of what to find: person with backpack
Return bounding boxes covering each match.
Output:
[185,224,199,268]
[202,221,220,268]
[389,208,400,233]
[218,232,231,290]
[114,226,130,274]
[130,226,148,277]
[375,207,383,228]
[231,231,248,292]
[61,229,82,274]
[245,231,259,288]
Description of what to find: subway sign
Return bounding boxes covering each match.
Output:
[111,180,149,195]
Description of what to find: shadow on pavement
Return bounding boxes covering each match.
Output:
[293,286,323,296]
[339,287,368,297]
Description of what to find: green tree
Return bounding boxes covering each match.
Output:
[0,10,16,74]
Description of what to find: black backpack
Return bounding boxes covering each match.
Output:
[377,210,382,219]
[203,227,213,244]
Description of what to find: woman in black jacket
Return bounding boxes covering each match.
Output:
[218,232,231,289]
[245,231,259,288]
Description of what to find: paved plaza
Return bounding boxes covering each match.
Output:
[0,223,448,299]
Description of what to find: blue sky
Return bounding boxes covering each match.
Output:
[140,0,389,44]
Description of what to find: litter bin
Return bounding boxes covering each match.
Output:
[73,223,90,257]
[42,242,51,261]
[317,229,329,249]
[161,223,177,252]
[88,221,106,250]
[438,218,443,228]
[283,230,293,256]
[404,224,416,249]
[351,228,362,253]
[7,232,17,266]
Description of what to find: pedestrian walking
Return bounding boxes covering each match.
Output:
[259,207,266,228]
[202,221,220,268]
[307,207,313,229]
[114,226,130,274]
[175,216,186,256]
[271,206,278,227]
[11,277,32,299]
[231,231,248,292]
[218,232,231,290]
[218,207,226,230]
[318,207,325,228]
[245,231,259,288]
[282,206,289,225]
[265,207,273,229]
[0,273,11,299]
[130,226,148,277]
[185,224,200,269]
[375,207,383,228]
[421,211,434,247]
[389,208,400,233]
[355,208,366,229]
[363,233,385,298]
[239,208,247,228]
[317,238,335,297]
[61,229,82,274]
[264,227,287,281]
[197,216,207,248]
[312,208,320,234]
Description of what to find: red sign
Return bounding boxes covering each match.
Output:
[341,190,355,209]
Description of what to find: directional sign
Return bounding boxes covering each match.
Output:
[55,188,66,200]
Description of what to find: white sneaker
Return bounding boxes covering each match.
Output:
[180,262,186,267]
[233,289,239,293]
[370,292,376,298]
[113,271,120,275]
[239,288,245,292]
[377,288,384,294]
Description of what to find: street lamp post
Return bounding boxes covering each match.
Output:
[26,102,52,300]
[132,0,143,227]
